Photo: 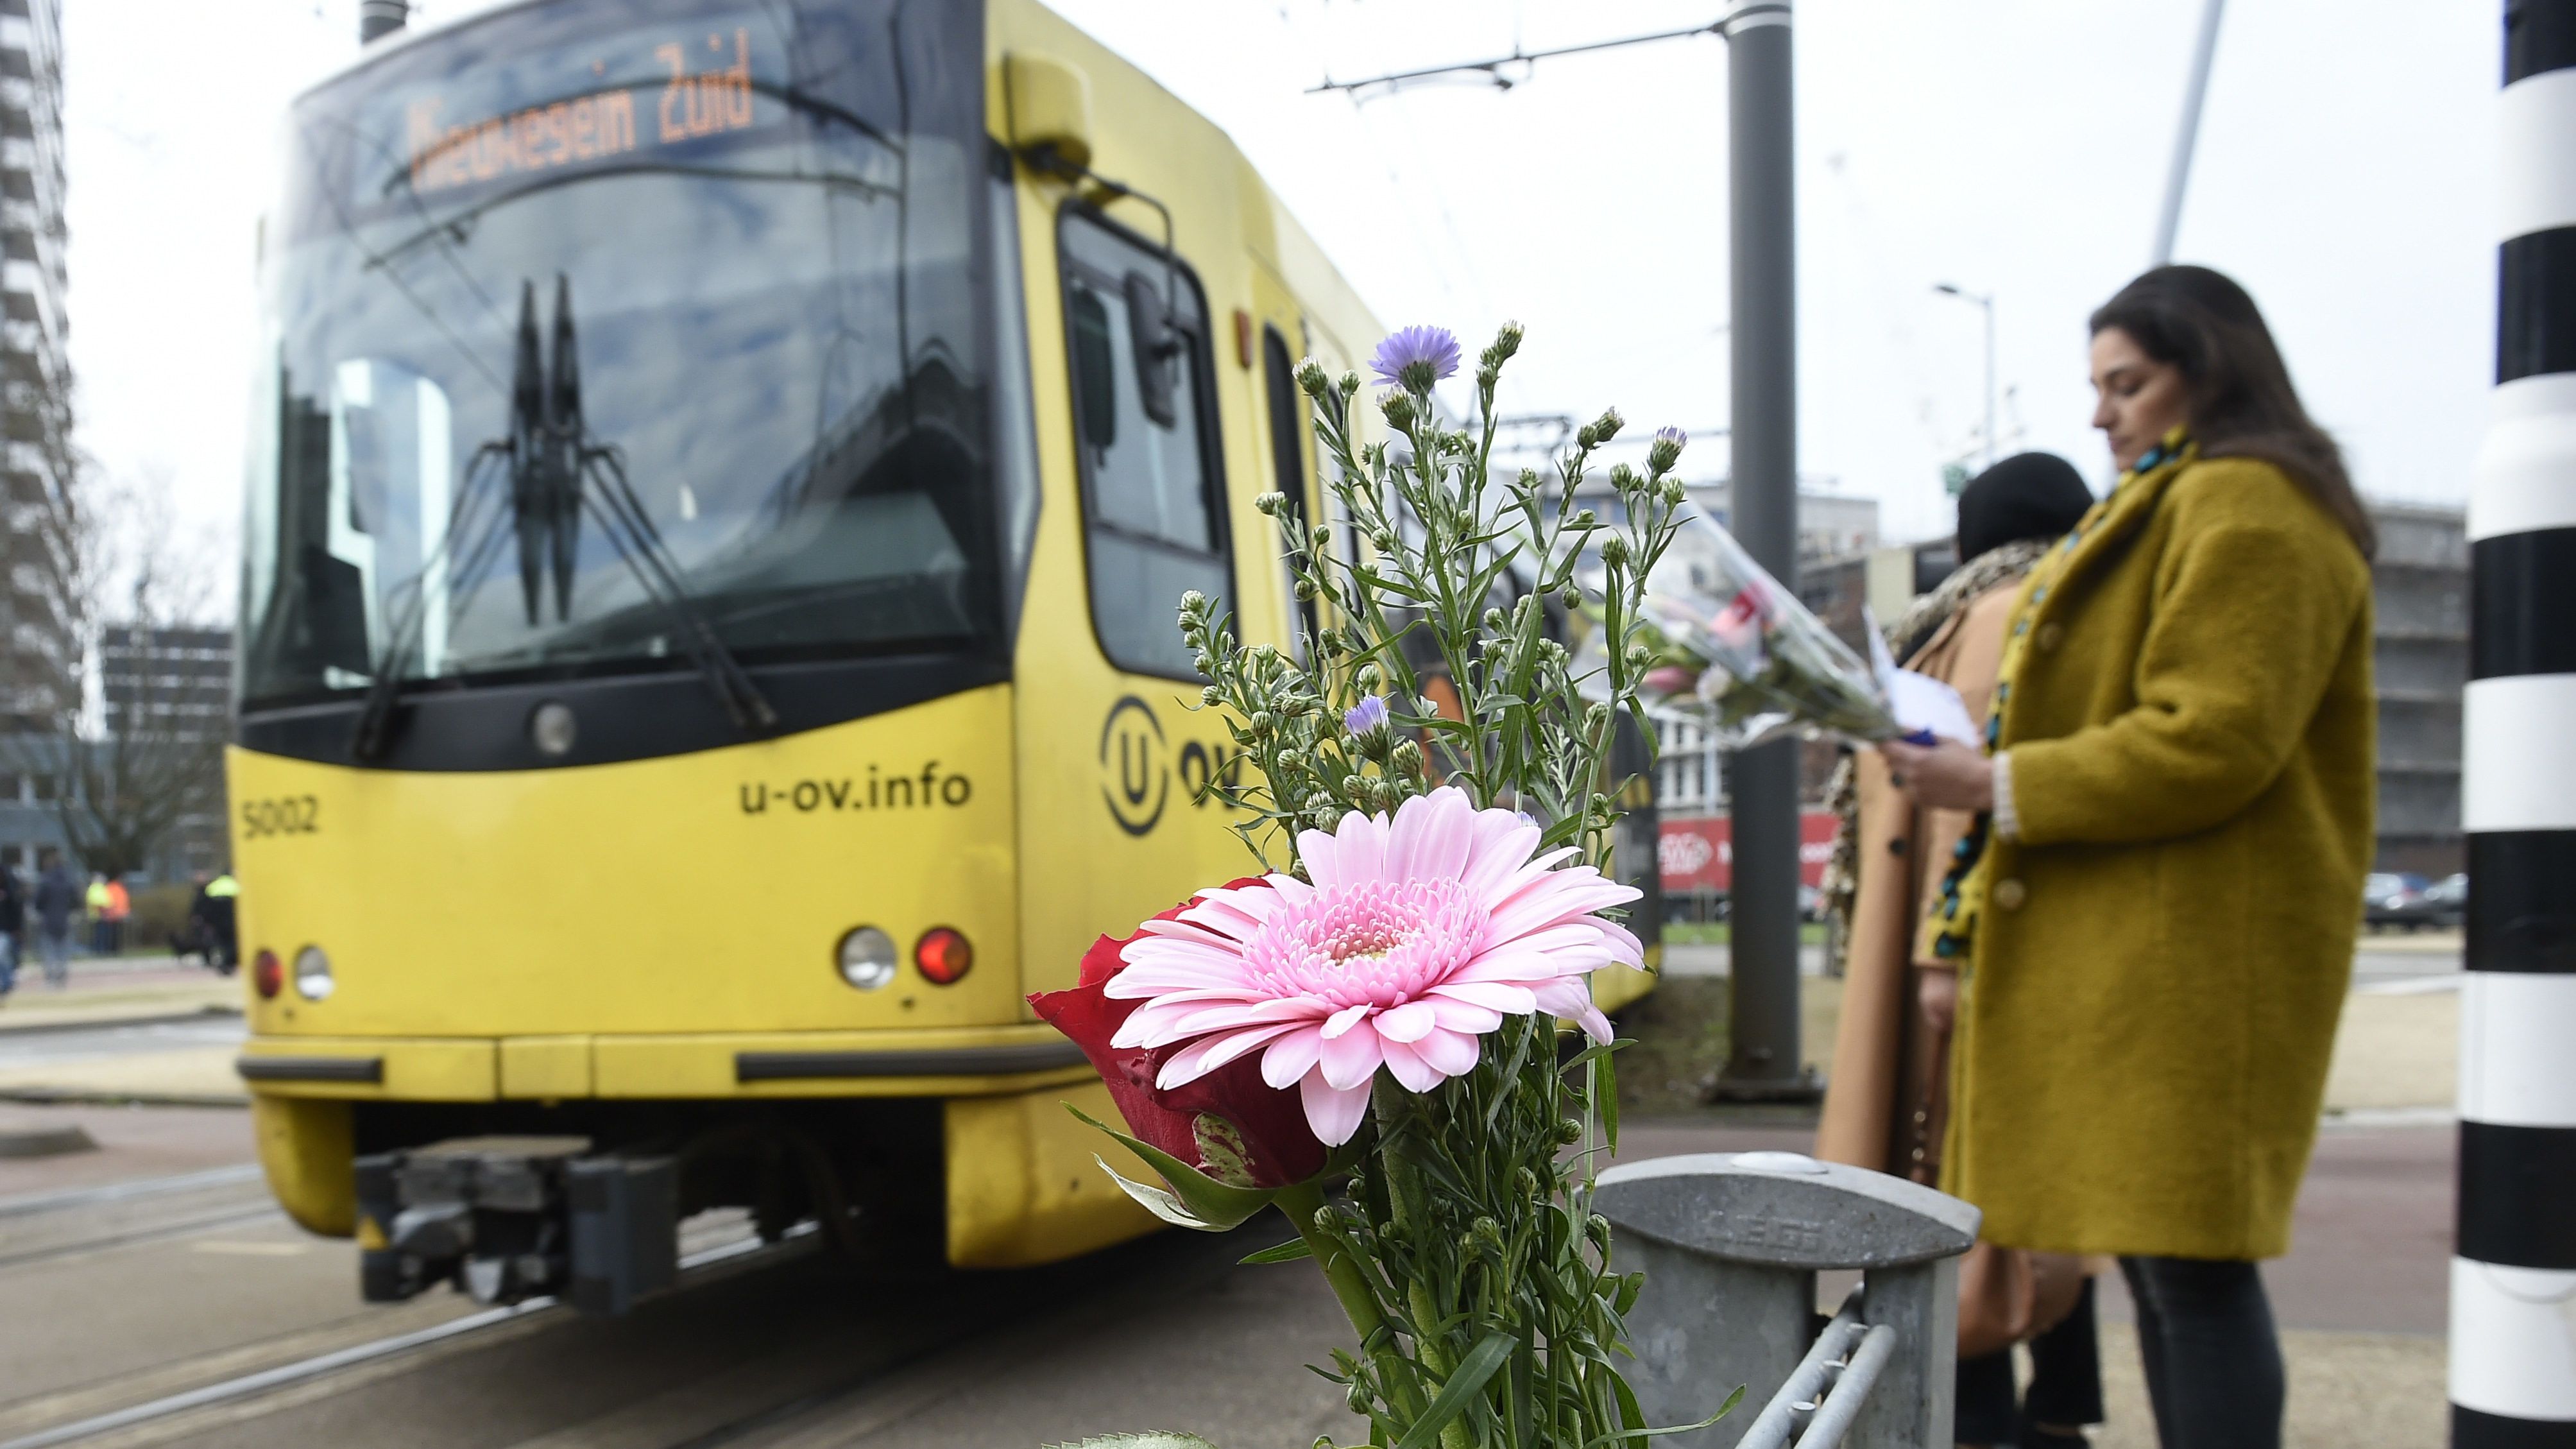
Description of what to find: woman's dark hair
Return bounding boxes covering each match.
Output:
[1957,452,2095,560]
[2089,265,2375,558]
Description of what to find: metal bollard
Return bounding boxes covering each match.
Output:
[1596,1150,1981,1448]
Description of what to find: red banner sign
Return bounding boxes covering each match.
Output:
[1657,813,1839,892]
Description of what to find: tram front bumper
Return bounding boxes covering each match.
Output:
[234,1025,1093,1101]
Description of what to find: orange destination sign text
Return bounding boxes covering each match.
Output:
[407,27,759,196]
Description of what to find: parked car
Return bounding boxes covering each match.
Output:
[2421,873,2468,930]
[2363,871,2438,931]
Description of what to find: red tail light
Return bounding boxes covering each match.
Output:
[914,927,972,985]
[252,949,283,999]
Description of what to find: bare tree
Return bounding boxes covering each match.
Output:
[8,466,229,879]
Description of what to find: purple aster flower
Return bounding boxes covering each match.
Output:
[1344,694,1390,737]
[1649,425,1687,474]
[1369,325,1462,393]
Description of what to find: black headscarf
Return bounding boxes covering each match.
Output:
[1956,452,2094,561]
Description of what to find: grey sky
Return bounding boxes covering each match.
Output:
[65,0,2496,609]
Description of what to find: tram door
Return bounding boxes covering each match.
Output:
[1011,203,1260,1004]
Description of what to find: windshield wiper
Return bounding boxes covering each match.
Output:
[350,275,776,762]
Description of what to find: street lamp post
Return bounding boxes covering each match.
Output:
[1934,283,1996,470]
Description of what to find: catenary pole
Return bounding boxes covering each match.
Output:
[2150,0,2225,265]
[1712,0,1813,1100]
[2452,3,2576,1443]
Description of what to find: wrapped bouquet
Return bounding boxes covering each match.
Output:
[1576,513,1900,751]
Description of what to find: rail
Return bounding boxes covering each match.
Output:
[1594,1150,1980,1448]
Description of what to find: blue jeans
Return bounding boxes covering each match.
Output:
[0,931,15,994]
[38,927,68,986]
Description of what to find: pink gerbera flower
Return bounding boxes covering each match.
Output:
[1105,787,1642,1145]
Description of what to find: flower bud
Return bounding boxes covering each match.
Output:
[1558,587,1581,610]
[1314,1206,1338,1233]
[1490,319,1524,361]
[1296,356,1330,397]
[1294,576,1317,601]
[1381,392,1415,429]
[1570,509,1596,530]
[1255,490,1287,516]
[1311,524,1332,553]
[1662,476,1687,507]
[1337,370,1360,397]
[1608,462,1641,495]
[1475,364,1499,393]
[1472,1216,1506,1251]
[1192,651,1215,674]
[1515,1167,1540,1198]
[1202,685,1223,707]
[1557,1117,1585,1145]
[1587,1213,1614,1252]
[1180,589,1207,612]
[1392,739,1424,777]
[1599,535,1630,568]
[1252,710,1276,735]
[1648,425,1686,474]
[1591,407,1624,443]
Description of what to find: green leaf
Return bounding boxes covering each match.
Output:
[1065,1103,1279,1231]
[1390,1330,1515,1449]
[1239,1236,1316,1265]
[1580,1385,1743,1449]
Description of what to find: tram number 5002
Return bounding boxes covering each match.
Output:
[240,796,321,840]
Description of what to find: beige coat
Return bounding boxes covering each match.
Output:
[1815,582,2021,1178]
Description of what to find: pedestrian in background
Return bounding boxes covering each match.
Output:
[0,859,22,1000]
[83,872,108,956]
[1818,452,2102,1448]
[1885,264,2376,1449]
[34,852,78,988]
[101,874,129,956]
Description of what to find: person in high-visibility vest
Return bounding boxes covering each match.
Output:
[83,875,110,956]
[101,877,130,956]
[195,870,241,973]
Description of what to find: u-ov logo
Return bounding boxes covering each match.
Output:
[1098,695,1168,837]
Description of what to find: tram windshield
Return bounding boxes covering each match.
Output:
[240,0,1003,707]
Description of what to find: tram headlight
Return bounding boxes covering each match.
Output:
[294,945,336,1001]
[835,926,899,991]
[252,949,282,1000]
[914,927,973,986]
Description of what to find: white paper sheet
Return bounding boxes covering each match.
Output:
[1862,605,1983,746]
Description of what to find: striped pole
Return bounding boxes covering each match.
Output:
[2455,4,2576,1444]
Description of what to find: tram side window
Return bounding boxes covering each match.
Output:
[1060,211,1229,680]
[1260,325,1319,651]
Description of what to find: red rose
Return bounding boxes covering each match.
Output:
[1029,879,1328,1190]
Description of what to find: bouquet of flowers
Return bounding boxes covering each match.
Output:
[1031,323,1738,1449]
[1574,513,1900,751]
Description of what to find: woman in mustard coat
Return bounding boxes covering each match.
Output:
[1884,266,2376,1449]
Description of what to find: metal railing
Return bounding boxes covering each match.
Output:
[1595,1150,1980,1448]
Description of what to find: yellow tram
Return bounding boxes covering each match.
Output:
[230,0,1655,1309]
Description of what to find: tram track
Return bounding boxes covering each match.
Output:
[0,1210,1286,1449]
[0,1218,816,1449]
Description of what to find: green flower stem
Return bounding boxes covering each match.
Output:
[1372,1092,1476,1449]
[1276,1179,1423,1424]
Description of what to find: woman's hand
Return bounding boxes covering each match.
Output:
[1882,737,1995,813]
